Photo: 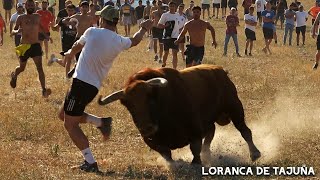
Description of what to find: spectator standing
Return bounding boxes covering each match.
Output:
[212,0,221,18]
[295,5,307,46]
[202,0,211,19]
[275,0,287,29]
[244,6,257,56]
[185,0,194,20]
[228,0,238,10]
[283,3,295,46]
[255,0,265,25]
[223,7,240,57]
[261,2,275,54]
[221,0,227,18]
[3,0,14,23]
[120,0,134,36]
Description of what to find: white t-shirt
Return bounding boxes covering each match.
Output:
[158,12,180,39]
[255,0,266,12]
[178,13,187,30]
[10,12,23,35]
[74,27,132,89]
[202,0,211,5]
[244,14,257,31]
[295,11,308,27]
[213,0,221,4]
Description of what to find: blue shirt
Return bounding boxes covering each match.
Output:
[261,10,275,29]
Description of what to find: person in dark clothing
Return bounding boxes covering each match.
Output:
[135,0,145,28]
[228,0,238,10]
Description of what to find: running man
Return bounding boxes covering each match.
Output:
[37,0,54,60]
[312,11,320,69]
[10,0,51,97]
[158,1,180,69]
[58,5,153,173]
[10,3,24,47]
[175,6,217,67]
[150,0,164,62]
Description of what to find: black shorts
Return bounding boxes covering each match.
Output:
[152,27,164,43]
[257,12,261,19]
[62,38,75,53]
[221,0,227,8]
[245,28,256,41]
[263,27,273,40]
[163,38,179,51]
[213,3,220,8]
[19,43,43,62]
[38,32,50,41]
[185,45,204,65]
[317,35,320,50]
[3,1,13,10]
[14,34,21,47]
[64,78,98,116]
[296,26,306,34]
[202,4,210,10]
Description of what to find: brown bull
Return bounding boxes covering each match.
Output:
[98,64,261,164]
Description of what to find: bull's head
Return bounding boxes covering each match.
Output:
[98,78,168,137]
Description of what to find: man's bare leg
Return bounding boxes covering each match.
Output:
[172,49,178,69]
[10,60,27,88]
[33,56,51,97]
[162,50,169,67]
[179,43,185,61]
[44,40,49,59]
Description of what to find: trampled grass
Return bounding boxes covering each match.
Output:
[0,0,319,179]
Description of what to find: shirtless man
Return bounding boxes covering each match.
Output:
[67,0,93,78]
[150,0,164,62]
[10,0,51,97]
[175,6,217,67]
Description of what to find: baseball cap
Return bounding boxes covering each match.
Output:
[17,2,23,7]
[95,5,119,21]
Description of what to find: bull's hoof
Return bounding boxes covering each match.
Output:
[250,150,261,161]
[191,157,202,165]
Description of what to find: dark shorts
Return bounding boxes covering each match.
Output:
[202,4,210,10]
[64,78,99,116]
[38,32,50,41]
[296,26,306,34]
[317,35,320,50]
[152,27,164,43]
[263,27,273,39]
[245,28,256,41]
[3,1,13,10]
[62,38,75,53]
[185,45,204,65]
[14,34,21,47]
[163,38,179,51]
[19,43,43,62]
[257,12,261,19]
[221,0,227,8]
[213,3,220,8]
[276,12,284,22]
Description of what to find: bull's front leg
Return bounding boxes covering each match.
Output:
[143,138,174,163]
[190,139,202,164]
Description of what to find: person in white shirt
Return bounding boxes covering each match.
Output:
[177,3,187,61]
[158,1,180,69]
[201,0,211,19]
[212,0,221,18]
[295,5,308,46]
[244,6,257,56]
[255,0,265,25]
[10,3,24,46]
[59,5,153,173]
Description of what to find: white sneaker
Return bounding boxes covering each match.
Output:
[48,54,56,66]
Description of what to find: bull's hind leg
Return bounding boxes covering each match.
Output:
[190,139,202,164]
[229,102,261,161]
[202,124,216,154]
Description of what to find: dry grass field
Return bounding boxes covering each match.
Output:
[0,0,319,179]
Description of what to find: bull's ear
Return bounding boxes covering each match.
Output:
[146,78,168,87]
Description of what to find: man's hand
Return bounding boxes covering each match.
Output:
[140,19,153,30]
[212,41,217,48]
[312,33,317,39]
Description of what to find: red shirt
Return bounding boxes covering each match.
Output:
[0,17,4,32]
[309,6,320,19]
[226,15,239,34]
[37,10,54,33]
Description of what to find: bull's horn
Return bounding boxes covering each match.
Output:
[98,90,124,105]
[146,78,168,87]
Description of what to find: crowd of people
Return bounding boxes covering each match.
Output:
[0,0,320,173]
